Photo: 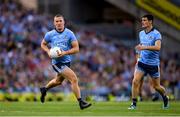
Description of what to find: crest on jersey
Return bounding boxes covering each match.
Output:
[149,36,153,40]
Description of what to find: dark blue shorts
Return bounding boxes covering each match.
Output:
[52,62,71,73]
[136,61,160,78]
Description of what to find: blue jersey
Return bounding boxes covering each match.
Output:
[138,28,162,66]
[44,28,77,64]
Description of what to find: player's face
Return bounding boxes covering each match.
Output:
[141,17,151,28]
[54,16,65,31]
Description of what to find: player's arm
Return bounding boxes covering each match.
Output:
[136,40,161,51]
[62,40,79,55]
[41,39,51,57]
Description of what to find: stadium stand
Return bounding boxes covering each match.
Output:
[170,0,180,7]
[136,0,180,30]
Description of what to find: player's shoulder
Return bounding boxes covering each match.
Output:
[139,30,145,35]
[65,28,74,34]
[45,29,56,35]
[139,28,161,35]
[152,28,161,35]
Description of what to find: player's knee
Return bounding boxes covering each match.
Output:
[70,78,78,84]
[132,79,139,87]
[55,79,62,85]
[153,85,160,90]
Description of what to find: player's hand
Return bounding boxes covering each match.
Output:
[57,50,66,57]
[135,44,144,50]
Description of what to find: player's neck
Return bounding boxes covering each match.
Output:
[145,25,153,33]
[55,28,65,33]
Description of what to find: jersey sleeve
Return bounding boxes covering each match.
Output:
[69,31,77,43]
[138,32,142,44]
[155,32,162,41]
[44,32,51,43]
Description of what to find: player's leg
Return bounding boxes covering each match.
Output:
[149,66,169,109]
[149,78,159,101]
[40,74,65,103]
[151,77,169,109]
[129,67,144,109]
[60,66,91,110]
[138,77,144,101]
[45,74,65,90]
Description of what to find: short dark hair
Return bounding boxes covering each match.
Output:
[142,14,154,22]
[54,14,64,19]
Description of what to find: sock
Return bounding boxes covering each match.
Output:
[139,92,142,97]
[161,94,167,101]
[45,87,49,91]
[78,98,82,102]
[132,98,137,106]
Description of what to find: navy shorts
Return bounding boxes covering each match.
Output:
[136,61,160,78]
[52,62,71,73]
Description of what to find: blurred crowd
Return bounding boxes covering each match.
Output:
[0,0,180,100]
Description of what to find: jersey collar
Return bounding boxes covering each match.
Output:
[55,28,65,33]
[145,27,155,34]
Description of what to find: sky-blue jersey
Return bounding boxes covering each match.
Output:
[138,28,162,66]
[44,28,77,64]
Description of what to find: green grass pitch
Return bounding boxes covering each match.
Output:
[0,101,180,116]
